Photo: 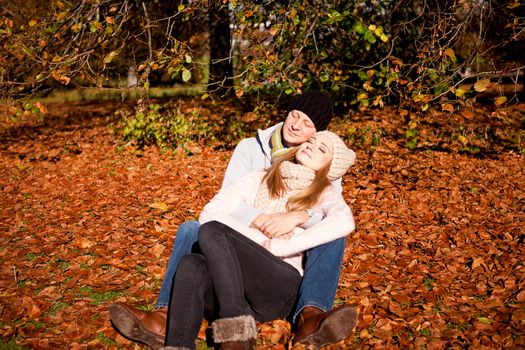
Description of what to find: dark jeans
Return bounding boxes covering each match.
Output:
[157,220,346,323]
[165,221,302,348]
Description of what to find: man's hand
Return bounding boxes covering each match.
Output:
[257,211,308,238]
[250,213,272,230]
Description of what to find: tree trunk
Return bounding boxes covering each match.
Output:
[208,1,233,95]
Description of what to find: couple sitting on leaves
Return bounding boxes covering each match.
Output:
[109,91,359,350]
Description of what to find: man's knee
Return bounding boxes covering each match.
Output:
[175,220,201,244]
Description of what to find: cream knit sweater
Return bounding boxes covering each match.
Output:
[199,171,355,275]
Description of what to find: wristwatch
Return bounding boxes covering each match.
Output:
[304,208,314,218]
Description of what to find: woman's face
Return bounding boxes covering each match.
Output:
[282,110,317,147]
[295,133,333,171]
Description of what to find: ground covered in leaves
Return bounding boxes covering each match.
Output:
[1,98,524,349]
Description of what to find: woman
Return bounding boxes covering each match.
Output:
[163,131,356,350]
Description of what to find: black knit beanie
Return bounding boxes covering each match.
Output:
[287,91,334,131]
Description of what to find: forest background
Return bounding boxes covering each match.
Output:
[1,1,524,349]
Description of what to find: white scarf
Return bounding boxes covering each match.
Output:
[254,161,315,214]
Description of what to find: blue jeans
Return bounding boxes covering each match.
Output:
[157,220,346,323]
[157,221,201,308]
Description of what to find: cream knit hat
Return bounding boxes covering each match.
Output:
[316,131,356,181]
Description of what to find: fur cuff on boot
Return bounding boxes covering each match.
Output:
[212,315,257,343]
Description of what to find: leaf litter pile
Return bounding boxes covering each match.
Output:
[1,99,524,349]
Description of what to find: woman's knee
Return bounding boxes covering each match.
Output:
[199,221,227,250]
[178,254,207,273]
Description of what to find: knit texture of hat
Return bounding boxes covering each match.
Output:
[288,91,334,131]
[317,131,356,181]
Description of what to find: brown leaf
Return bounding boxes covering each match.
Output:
[22,296,42,320]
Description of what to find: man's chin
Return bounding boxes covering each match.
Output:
[283,136,303,148]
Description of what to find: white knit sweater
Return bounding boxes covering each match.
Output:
[199,171,355,275]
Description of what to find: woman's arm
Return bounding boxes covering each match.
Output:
[266,191,355,257]
[199,171,269,243]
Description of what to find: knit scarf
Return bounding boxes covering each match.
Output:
[254,161,316,214]
[270,124,292,162]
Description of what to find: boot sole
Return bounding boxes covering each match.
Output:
[295,306,358,348]
[109,303,165,350]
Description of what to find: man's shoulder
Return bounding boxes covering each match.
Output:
[255,122,282,143]
[234,136,259,153]
[234,123,282,151]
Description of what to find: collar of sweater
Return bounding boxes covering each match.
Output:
[280,161,315,190]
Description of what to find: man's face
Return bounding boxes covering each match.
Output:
[295,133,333,171]
[282,110,317,147]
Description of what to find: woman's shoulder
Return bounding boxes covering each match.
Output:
[317,186,346,204]
[236,170,266,184]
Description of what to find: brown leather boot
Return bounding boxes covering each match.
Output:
[292,305,358,348]
[109,302,166,349]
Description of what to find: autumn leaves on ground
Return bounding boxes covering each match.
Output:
[1,98,524,350]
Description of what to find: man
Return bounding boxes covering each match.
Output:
[109,91,358,349]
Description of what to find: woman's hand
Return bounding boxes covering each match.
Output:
[257,211,308,238]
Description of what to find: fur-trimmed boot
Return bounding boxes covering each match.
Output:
[211,315,257,350]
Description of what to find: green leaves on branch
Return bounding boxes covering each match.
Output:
[118,104,211,150]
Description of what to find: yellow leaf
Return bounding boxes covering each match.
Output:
[368,24,377,31]
[477,317,492,324]
[494,96,507,107]
[29,19,37,27]
[201,93,210,100]
[178,4,185,11]
[458,135,468,146]
[357,92,368,101]
[235,89,244,97]
[474,79,492,92]
[182,69,191,82]
[454,87,465,98]
[149,202,170,211]
[444,48,455,58]
[103,51,118,64]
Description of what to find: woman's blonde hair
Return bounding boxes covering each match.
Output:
[262,147,331,212]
